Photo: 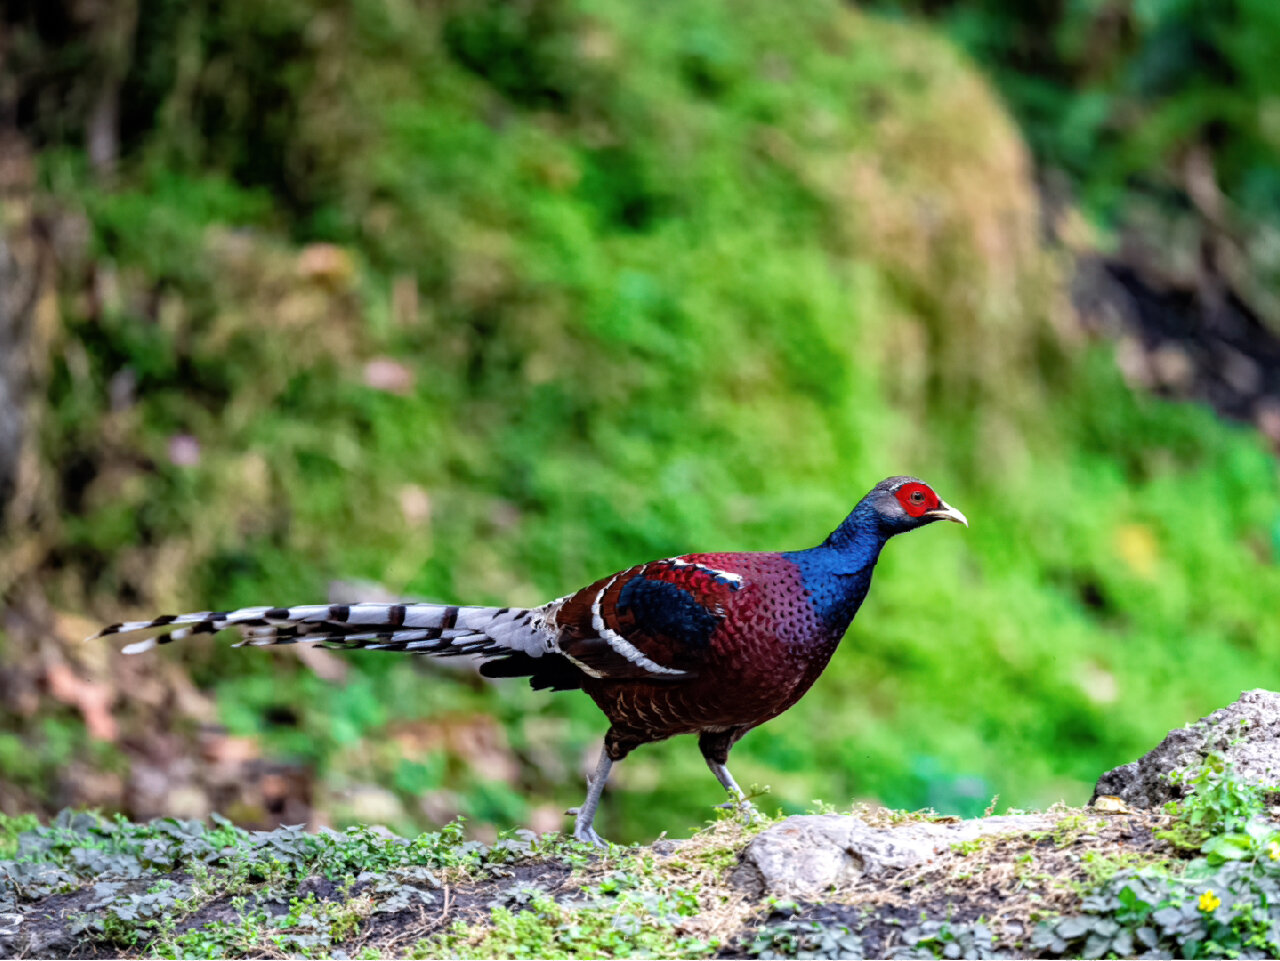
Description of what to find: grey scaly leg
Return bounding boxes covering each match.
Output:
[569,745,614,848]
[699,729,758,823]
[706,757,759,822]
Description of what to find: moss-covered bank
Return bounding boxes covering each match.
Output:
[1,0,1278,844]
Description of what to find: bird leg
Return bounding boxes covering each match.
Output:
[699,729,758,822]
[568,744,614,848]
[707,758,759,822]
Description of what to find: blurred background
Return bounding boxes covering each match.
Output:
[1,0,1278,844]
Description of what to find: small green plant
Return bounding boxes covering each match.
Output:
[416,886,715,960]
[1159,752,1280,865]
[1036,752,1280,958]
[950,836,992,856]
[1078,849,1166,888]
[746,918,863,960]
[807,799,841,816]
[1050,812,1098,848]
[901,918,999,960]
[313,819,484,878]
[152,911,269,960]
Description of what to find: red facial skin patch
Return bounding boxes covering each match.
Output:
[894,482,940,518]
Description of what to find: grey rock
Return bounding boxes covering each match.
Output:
[733,813,1057,898]
[19,911,80,958]
[651,838,685,856]
[1091,689,1280,808]
[0,912,22,960]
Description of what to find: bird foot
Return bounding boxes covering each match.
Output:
[716,798,760,824]
[572,823,609,849]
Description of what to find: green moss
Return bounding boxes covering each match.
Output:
[0,813,38,859]
[416,885,715,960]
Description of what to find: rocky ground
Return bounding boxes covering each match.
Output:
[6,691,1280,960]
[0,803,1173,960]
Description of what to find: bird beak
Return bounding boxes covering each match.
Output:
[926,501,969,527]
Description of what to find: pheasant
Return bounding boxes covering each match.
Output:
[93,475,966,845]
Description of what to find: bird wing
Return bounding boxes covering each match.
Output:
[547,556,747,681]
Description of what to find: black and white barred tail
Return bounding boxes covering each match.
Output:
[93,602,557,663]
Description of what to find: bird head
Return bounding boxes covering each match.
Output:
[862,475,968,534]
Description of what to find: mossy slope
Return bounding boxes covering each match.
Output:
[2,0,1278,842]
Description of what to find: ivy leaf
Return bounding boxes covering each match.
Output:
[1203,834,1253,864]
[1055,916,1092,940]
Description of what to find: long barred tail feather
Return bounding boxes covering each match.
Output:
[92,602,550,662]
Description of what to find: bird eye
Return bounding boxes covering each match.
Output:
[909,490,925,504]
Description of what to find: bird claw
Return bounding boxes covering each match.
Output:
[716,798,760,824]
[573,824,609,849]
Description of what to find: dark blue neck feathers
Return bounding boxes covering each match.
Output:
[782,501,891,632]
[822,498,891,556]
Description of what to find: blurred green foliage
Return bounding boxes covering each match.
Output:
[5,0,1280,842]
[874,0,1280,225]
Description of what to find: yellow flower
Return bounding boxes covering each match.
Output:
[1268,841,1280,861]
[1199,890,1221,913]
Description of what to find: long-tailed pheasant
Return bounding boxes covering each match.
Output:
[93,475,966,845]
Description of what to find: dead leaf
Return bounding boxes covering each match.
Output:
[297,643,349,682]
[200,731,260,766]
[45,660,117,742]
[399,484,432,527]
[296,242,355,287]
[1092,795,1135,814]
[363,357,415,394]
[166,434,201,467]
